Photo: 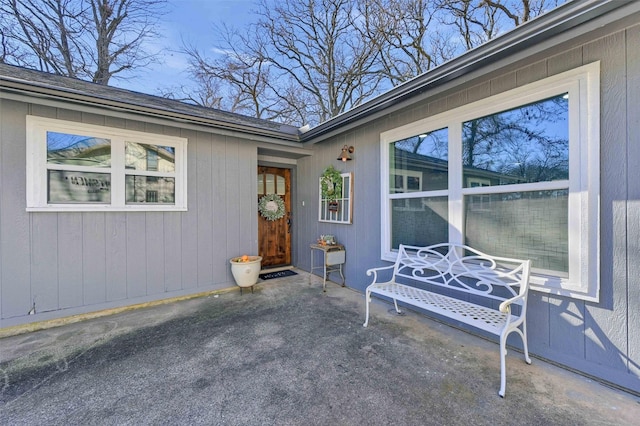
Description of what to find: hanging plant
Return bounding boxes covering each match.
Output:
[320,165,343,202]
[258,193,286,221]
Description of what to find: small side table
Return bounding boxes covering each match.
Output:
[310,243,346,292]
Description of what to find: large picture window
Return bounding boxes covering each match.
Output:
[27,117,188,211]
[380,63,600,301]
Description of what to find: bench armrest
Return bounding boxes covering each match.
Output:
[499,292,526,313]
[366,264,396,284]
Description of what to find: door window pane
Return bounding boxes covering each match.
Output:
[48,170,111,203]
[265,174,275,194]
[390,128,448,193]
[125,142,175,172]
[258,174,264,195]
[47,131,110,167]
[277,175,286,195]
[391,196,448,248]
[125,176,175,204]
[462,94,568,187]
[464,190,568,273]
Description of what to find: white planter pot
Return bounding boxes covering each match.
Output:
[229,256,262,287]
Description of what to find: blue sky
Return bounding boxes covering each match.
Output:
[114,0,258,95]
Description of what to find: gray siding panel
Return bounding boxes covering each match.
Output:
[105,213,127,301]
[549,298,585,358]
[181,129,199,290]
[627,24,640,379]
[30,213,59,313]
[57,213,83,308]
[526,293,550,352]
[584,31,629,371]
[214,135,231,282]
[145,212,165,295]
[490,71,517,96]
[196,132,214,286]
[629,201,640,377]
[239,141,259,259]
[82,212,106,305]
[163,212,183,292]
[547,46,583,75]
[516,60,548,86]
[126,213,147,298]
[0,101,31,319]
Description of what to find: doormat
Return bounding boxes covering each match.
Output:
[259,270,298,281]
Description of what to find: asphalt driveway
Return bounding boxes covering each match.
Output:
[1,271,638,425]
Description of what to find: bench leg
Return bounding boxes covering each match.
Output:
[498,323,532,397]
[499,333,508,398]
[393,298,402,315]
[363,290,371,327]
[521,322,532,365]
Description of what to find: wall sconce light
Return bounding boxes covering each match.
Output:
[337,145,355,162]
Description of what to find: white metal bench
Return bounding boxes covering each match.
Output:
[363,243,532,397]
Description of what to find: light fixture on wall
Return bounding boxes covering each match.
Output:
[337,145,355,162]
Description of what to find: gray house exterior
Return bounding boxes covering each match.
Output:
[1,0,639,394]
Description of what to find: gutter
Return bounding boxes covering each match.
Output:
[300,0,635,142]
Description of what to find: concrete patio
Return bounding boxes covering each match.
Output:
[1,271,638,425]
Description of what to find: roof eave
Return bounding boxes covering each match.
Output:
[0,77,302,143]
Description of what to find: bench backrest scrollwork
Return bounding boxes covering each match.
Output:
[394,243,531,308]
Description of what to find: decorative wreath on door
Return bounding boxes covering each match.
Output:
[258,194,286,221]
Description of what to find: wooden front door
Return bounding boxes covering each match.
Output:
[258,167,291,268]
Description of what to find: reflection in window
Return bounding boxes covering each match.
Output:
[463,94,568,187]
[125,142,175,172]
[390,128,448,193]
[125,176,175,204]
[48,170,111,203]
[465,190,568,273]
[382,63,600,300]
[391,196,448,248]
[47,132,111,167]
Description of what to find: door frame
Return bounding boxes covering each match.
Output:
[257,163,297,268]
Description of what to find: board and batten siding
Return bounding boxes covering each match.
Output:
[0,99,259,328]
[296,23,640,393]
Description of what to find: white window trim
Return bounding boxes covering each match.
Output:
[380,62,600,302]
[26,116,188,212]
[319,172,353,224]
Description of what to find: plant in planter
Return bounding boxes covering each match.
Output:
[229,255,262,293]
[321,165,342,211]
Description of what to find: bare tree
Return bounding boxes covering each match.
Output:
[179,0,565,126]
[0,0,167,85]
[357,0,563,86]
[437,0,562,49]
[356,0,450,86]
[0,25,24,63]
[254,0,384,125]
[178,25,287,120]
[180,0,385,126]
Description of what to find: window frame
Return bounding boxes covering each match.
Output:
[319,172,353,224]
[26,116,188,212]
[380,62,600,301]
